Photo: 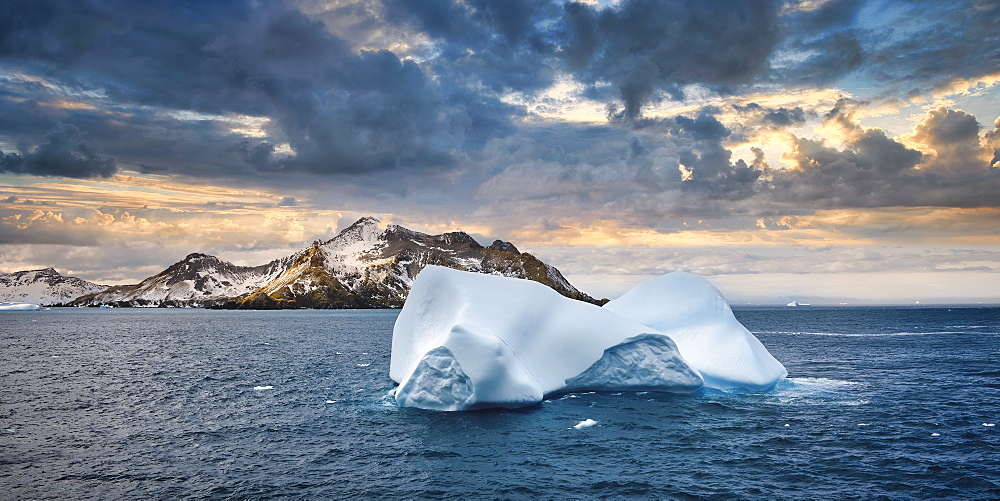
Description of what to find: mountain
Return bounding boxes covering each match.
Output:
[72,217,600,308]
[0,268,108,305]
[73,253,290,307]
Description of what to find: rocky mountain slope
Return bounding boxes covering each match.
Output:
[71,217,599,308]
[0,268,107,305]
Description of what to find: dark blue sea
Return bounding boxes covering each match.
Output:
[2,306,999,499]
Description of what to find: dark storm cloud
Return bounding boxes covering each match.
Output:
[0,86,256,179]
[0,123,116,178]
[0,0,522,177]
[563,0,782,119]
[384,0,562,94]
[772,0,865,85]
[775,0,1000,92]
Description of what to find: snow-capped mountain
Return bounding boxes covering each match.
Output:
[74,253,290,307]
[71,217,598,308]
[0,268,107,305]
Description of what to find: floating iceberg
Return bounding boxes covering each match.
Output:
[604,272,787,391]
[0,302,42,311]
[390,266,703,411]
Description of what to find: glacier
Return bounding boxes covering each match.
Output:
[604,272,787,391]
[390,266,703,411]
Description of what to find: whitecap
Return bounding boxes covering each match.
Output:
[325,400,337,404]
[983,423,996,427]
[761,378,868,407]
[786,377,864,389]
[357,363,371,367]
[572,419,598,429]
[253,385,273,391]
[931,433,940,436]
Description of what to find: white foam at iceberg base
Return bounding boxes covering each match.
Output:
[603,272,787,391]
[390,266,703,411]
[0,302,42,311]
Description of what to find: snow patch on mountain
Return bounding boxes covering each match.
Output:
[0,268,107,305]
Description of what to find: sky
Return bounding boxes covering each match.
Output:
[1,0,999,304]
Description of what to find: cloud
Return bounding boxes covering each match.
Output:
[906,107,991,174]
[0,123,116,178]
[0,0,998,228]
[987,117,1000,168]
[383,0,562,94]
[563,0,782,119]
[277,196,297,207]
[0,0,523,178]
[774,103,1000,208]
[539,243,1000,277]
[733,103,810,128]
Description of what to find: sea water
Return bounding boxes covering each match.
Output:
[1,307,998,498]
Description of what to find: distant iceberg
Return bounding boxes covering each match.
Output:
[604,273,787,391]
[786,301,811,307]
[390,266,703,411]
[0,302,42,311]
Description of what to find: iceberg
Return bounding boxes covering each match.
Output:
[603,272,787,391]
[390,266,703,411]
[0,302,42,311]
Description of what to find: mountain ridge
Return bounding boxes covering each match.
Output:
[67,217,600,308]
[0,268,108,305]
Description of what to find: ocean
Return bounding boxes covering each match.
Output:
[2,306,998,499]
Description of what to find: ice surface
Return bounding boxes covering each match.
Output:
[394,346,478,411]
[0,302,42,311]
[563,334,703,393]
[603,272,787,391]
[390,266,702,410]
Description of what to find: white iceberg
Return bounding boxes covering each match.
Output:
[603,272,787,391]
[390,266,703,411]
[0,302,42,311]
